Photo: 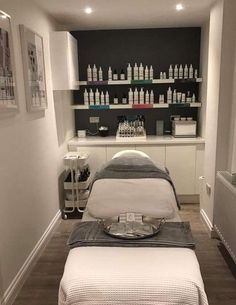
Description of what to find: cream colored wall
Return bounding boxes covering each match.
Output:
[0,0,74,302]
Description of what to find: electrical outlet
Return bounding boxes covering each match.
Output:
[89,116,100,124]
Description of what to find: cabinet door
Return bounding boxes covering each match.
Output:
[106,145,135,161]
[77,146,106,176]
[135,145,165,166]
[166,145,196,195]
[195,144,205,194]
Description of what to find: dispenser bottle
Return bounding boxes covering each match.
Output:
[127,63,132,80]
[95,88,100,105]
[133,63,138,80]
[98,67,103,81]
[173,89,177,103]
[189,64,194,78]
[105,91,109,105]
[92,64,97,81]
[174,65,178,79]
[184,64,188,79]
[84,88,89,105]
[139,63,144,80]
[108,66,112,81]
[128,88,133,104]
[134,88,139,104]
[149,65,154,80]
[192,93,196,103]
[89,88,94,105]
[101,91,105,105]
[144,65,149,80]
[150,90,154,104]
[169,65,173,79]
[139,88,144,104]
[179,65,183,79]
[87,64,92,81]
[145,90,149,104]
[167,87,172,104]
[194,69,198,79]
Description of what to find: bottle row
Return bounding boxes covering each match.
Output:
[83,87,196,105]
[86,63,198,82]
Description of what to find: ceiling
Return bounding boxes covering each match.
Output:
[33,0,216,30]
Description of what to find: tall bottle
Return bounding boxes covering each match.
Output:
[139,63,144,80]
[139,88,144,104]
[89,88,94,105]
[92,64,97,81]
[179,65,183,79]
[95,88,100,105]
[189,64,194,78]
[133,63,138,80]
[149,65,153,80]
[194,69,198,79]
[84,88,89,105]
[150,90,154,104]
[100,91,105,105]
[168,65,173,79]
[173,89,177,103]
[98,67,103,81]
[127,63,132,80]
[174,65,178,79]
[134,87,139,104]
[87,64,92,82]
[108,66,112,81]
[105,91,109,105]
[167,87,172,104]
[184,64,188,79]
[145,90,149,104]
[128,88,133,104]
[144,65,149,80]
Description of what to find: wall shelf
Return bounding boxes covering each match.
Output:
[78,78,202,86]
[71,102,201,110]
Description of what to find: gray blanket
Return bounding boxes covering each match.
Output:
[91,156,180,209]
[68,221,195,249]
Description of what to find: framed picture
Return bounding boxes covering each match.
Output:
[0,10,18,113]
[20,24,47,112]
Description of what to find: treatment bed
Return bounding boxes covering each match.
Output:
[59,151,208,305]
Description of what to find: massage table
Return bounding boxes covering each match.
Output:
[59,151,208,305]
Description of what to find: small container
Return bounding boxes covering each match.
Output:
[181,117,186,121]
[77,130,86,138]
[187,117,193,121]
[99,126,109,137]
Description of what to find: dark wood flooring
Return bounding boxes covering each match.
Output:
[13,204,236,305]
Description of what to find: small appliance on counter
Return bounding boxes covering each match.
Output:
[172,118,197,137]
[99,126,109,137]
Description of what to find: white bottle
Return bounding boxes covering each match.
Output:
[98,67,103,81]
[95,88,100,105]
[92,64,97,81]
[184,64,188,79]
[105,91,109,105]
[174,65,178,79]
[181,93,186,103]
[144,65,149,80]
[127,63,132,80]
[100,91,105,105]
[160,72,163,79]
[167,87,172,104]
[145,90,149,104]
[150,90,154,104]
[192,93,196,103]
[173,89,177,103]
[84,88,89,105]
[89,88,94,105]
[163,72,166,79]
[169,65,173,79]
[179,64,183,79]
[113,94,119,104]
[149,65,153,80]
[159,94,163,104]
[134,87,139,104]
[113,69,118,80]
[108,66,112,81]
[194,69,198,79]
[133,63,138,80]
[189,64,194,78]
[139,88,144,104]
[139,63,144,80]
[128,88,133,104]
[87,64,92,82]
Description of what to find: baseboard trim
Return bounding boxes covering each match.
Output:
[200,208,216,238]
[1,210,61,305]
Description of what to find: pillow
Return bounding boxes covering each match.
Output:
[112,150,150,159]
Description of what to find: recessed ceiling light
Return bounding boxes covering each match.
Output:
[176,3,184,11]
[85,7,92,14]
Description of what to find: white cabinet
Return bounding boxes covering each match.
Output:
[195,144,205,193]
[50,31,79,90]
[166,145,196,195]
[135,145,166,166]
[106,145,135,160]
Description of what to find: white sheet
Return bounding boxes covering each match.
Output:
[87,178,178,219]
[59,247,208,305]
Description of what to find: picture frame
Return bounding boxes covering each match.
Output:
[19,24,47,112]
[0,10,18,113]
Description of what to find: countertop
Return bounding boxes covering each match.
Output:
[68,136,205,146]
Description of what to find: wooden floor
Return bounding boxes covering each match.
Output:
[13,204,236,305]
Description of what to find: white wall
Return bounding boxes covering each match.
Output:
[0,0,74,304]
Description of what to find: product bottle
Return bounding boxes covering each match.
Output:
[89,88,94,105]
[173,89,177,103]
[122,93,127,104]
[113,69,118,80]
[163,72,166,79]
[120,69,125,80]
[139,63,144,80]
[95,88,100,105]
[108,66,112,81]
[134,88,139,104]
[167,87,172,104]
[179,64,183,79]
[192,93,196,103]
[150,90,154,104]
[189,64,194,78]
[84,88,89,105]
[186,91,191,103]
[149,65,154,80]
[128,88,133,104]
[113,93,119,104]
[181,93,186,103]
[174,65,178,79]
[159,94,162,104]
[194,69,198,79]
[133,63,138,80]
[98,67,103,81]
[144,65,149,80]
[127,63,132,80]
[92,64,97,81]
[145,90,149,104]
[100,91,105,105]
[87,64,92,82]
[105,91,109,105]
[160,72,163,79]
[184,64,188,79]
[139,88,144,104]
[169,65,173,79]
